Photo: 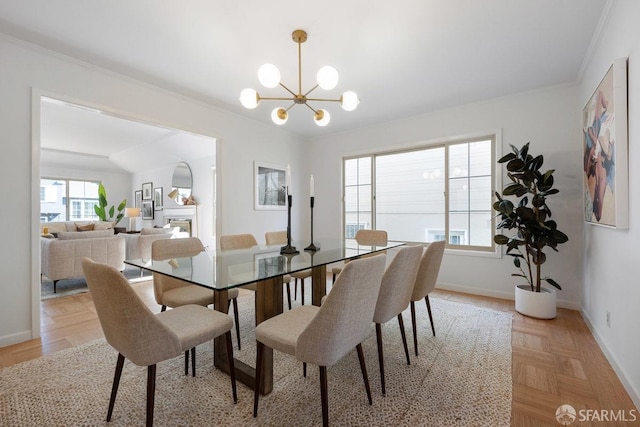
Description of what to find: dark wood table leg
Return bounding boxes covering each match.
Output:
[213,277,283,395]
[311,265,327,306]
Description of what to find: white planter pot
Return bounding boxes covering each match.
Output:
[514,284,557,319]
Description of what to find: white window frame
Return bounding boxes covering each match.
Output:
[341,132,502,255]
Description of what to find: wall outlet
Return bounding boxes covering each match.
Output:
[606,311,611,327]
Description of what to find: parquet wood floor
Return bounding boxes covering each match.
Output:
[0,283,637,425]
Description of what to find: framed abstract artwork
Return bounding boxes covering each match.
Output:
[254,161,287,210]
[582,57,628,229]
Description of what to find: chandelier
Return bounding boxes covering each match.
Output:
[239,29,359,127]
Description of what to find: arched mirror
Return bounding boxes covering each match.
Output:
[169,162,193,205]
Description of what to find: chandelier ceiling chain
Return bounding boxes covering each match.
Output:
[239,29,359,127]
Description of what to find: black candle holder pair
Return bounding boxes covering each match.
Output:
[279,195,319,255]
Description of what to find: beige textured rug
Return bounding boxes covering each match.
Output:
[0,297,512,426]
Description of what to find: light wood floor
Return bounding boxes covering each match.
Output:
[1,283,637,426]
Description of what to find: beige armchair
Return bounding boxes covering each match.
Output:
[253,253,387,427]
[152,237,242,350]
[82,258,237,427]
[410,240,445,355]
[372,245,422,395]
[219,233,258,250]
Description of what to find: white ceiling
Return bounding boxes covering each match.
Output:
[1,0,608,164]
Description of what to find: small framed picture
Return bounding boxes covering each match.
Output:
[142,182,153,200]
[154,187,163,211]
[254,161,287,210]
[141,201,154,219]
[134,190,142,209]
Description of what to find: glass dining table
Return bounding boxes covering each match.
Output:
[125,238,404,395]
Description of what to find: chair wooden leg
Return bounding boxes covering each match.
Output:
[253,341,264,417]
[225,331,238,403]
[232,297,241,350]
[191,348,196,377]
[286,283,292,310]
[161,305,167,312]
[53,280,58,293]
[146,364,156,427]
[356,343,373,405]
[184,350,189,375]
[303,362,307,377]
[301,278,305,305]
[375,323,385,395]
[425,295,436,336]
[332,273,336,284]
[107,353,125,422]
[397,314,411,366]
[294,279,298,300]
[319,366,329,427]
[411,301,419,356]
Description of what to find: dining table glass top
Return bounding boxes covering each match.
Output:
[124,238,404,291]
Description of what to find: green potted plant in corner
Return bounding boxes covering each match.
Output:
[493,143,569,319]
[94,183,127,231]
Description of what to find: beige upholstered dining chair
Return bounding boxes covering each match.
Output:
[331,229,388,283]
[372,245,423,395]
[265,231,299,310]
[410,240,445,356]
[219,233,258,250]
[82,258,237,427]
[253,253,387,427]
[151,237,242,351]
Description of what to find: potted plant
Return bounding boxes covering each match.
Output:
[493,143,569,319]
[94,183,127,231]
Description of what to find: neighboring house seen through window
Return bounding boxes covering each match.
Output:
[40,178,100,223]
[343,136,495,251]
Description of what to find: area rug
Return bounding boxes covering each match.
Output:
[0,296,512,426]
[40,266,151,300]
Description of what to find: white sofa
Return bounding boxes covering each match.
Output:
[120,227,175,260]
[40,229,126,293]
[40,221,127,293]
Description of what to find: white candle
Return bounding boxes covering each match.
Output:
[310,174,315,197]
[286,164,292,195]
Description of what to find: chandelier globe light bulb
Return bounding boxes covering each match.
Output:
[314,109,331,127]
[239,88,259,109]
[271,107,288,125]
[258,63,281,88]
[316,66,339,90]
[340,91,359,111]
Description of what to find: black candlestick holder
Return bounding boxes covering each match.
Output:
[281,194,299,255]
[305,196,319,251]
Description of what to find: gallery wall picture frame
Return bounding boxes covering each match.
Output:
[141,200,154,219]
[582,57,628,229]
[254,161,287,210]
[134,190,142,209]
[142,182,153,200]
[154,187,163,211]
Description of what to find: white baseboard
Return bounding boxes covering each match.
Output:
[436,282,580,310]
[580,309,640,411]
[0,330,33,348]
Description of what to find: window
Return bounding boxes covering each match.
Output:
[40,178,100,222]
[343,136,495,251]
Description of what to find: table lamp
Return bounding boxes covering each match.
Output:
[125,207,140,232]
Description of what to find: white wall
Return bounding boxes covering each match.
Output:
[309,84,583,307]
[0,35,305,346]
[132,155,217,250]
[578,0,640,408]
